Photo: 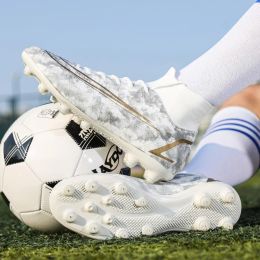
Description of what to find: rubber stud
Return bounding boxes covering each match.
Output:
[72,116,81,125]
[58,103,70,114]
[63,210,77,223]
[143,170,172,184]
[24,66,32,76]
[80,120,91,130]
[220,189,235,203]
[50,95,57,103]
[115,228,129,239]
[84,202,96,212]
[38,83,49,95]
[123,153,139,168]
[102,195,113,205]
[134,197,147,207]
[193,193,211,208]
[218,217,233,230]
[114,183,128,195]
[63,185,76,196]
[85,180,98,192]
[142,225,154,236]
[85,222,99,234]
[193,216,210,231]
[103,214,114,224]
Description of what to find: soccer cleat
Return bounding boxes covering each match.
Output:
[22,47,213,183]
[49,173,241,240]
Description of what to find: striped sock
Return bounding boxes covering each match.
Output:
[182,107,260,186]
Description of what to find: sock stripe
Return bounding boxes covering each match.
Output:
[207,122,260,140]
[211,118,260,133]
[205,128,260,155]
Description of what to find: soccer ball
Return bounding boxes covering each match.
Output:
[0,103,125,232]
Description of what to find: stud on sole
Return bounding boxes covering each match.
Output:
[193,216,210,231]
[123,153,139,168]
[220,189,235,203]
[63,210,77,223]
[193,193,211,208]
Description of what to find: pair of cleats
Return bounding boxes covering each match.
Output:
[22,47,241,239]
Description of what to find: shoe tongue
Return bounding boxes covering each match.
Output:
[148,67,179,89]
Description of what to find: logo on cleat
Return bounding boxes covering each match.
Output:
[4,133,33,166]
[92,145,123,173]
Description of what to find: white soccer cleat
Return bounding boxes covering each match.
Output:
[22,47,213,183]
[49,173,241,240]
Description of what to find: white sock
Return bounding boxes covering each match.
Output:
[182,107,260,186]
[149,3,260,132]
[179,3,260,106]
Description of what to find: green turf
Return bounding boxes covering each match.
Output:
[0,175,260,260]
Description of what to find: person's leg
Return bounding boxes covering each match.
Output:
[179,2,260,106]
[182,84,260,186]
[151,2,260,132]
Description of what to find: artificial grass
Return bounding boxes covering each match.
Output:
[0,175,260,260]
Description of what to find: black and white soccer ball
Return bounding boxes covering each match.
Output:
[0,103,125,232]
